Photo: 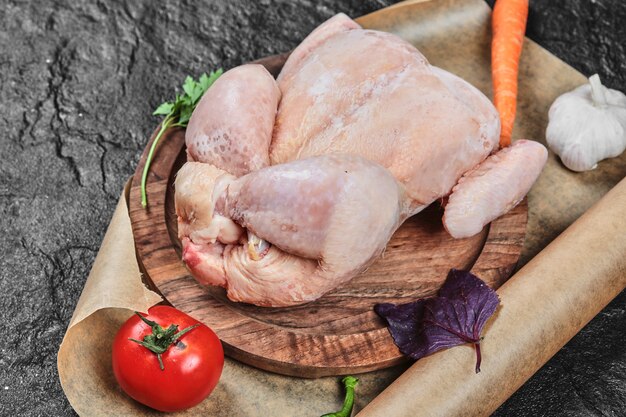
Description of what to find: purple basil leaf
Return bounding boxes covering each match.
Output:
[374,301,426,357]
[434,269,500,341]
[375,270,500,373]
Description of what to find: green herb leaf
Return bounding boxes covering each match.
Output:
[141,69,223,208]
[202,69,223,92]
[199,73,211,91]
[153,102,174,116]
[178,106,194,126]
[182,76,196,97]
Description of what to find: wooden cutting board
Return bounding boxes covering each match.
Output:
[128,54,527,378]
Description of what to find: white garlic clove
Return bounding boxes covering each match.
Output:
[546,74,626,172]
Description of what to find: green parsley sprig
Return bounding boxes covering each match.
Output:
[141,69,223,208]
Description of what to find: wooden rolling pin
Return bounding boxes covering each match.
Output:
[358,177,626,417]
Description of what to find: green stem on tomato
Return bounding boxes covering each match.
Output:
[321,376,359,417]
[141,115,174,208]
[129,311,199,371]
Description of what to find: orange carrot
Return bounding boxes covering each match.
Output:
[491,0,529,148]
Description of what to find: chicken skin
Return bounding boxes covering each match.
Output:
[177,13,547,306]
[176,155,407,306]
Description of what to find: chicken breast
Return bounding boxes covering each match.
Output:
[271,29,500,210]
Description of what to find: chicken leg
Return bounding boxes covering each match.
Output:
[176,154,407,306]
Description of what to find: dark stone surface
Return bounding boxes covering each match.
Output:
[0,0,623,415]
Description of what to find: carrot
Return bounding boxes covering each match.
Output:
[491,0,529,148]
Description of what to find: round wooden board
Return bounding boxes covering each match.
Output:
[128,55,528,378]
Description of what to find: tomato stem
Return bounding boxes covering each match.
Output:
[129,311,200,371]
[321,376,359,417]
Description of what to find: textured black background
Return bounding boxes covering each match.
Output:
[1,0,624,415]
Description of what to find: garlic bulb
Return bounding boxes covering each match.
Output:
[546,74,626,172]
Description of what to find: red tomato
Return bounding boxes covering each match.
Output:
[112,305,224,412]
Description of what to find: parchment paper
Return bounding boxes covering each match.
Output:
[57,186,404,415]
[57,183,163,413]
[358,175,626,417]
[57,0,626,416]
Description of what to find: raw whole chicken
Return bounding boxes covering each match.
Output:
[175,14,547,307]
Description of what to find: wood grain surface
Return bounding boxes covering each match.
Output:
[128,55,528,378]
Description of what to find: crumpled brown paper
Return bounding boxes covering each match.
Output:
[57,183,163,415]
[359,176,626,417]
[57,0,626,415]
[57,184,405,415]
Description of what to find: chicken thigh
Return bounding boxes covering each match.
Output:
[177,13,547,306]
[176,155,407,306]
